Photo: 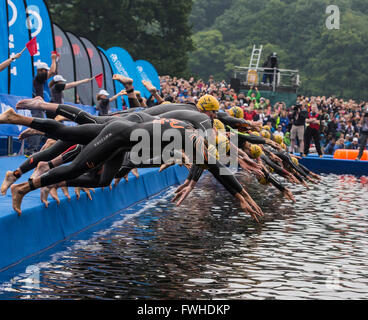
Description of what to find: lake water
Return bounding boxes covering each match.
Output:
[1,174,367,300]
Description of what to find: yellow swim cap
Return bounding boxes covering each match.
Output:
[281,142,287,151]
[228,107,244,119]
[263,125,271,132]
[197,95,220,112]
[261,130,271,139]
[250,145,263,159]
[251,131,261,137]
[207,135,230,160]
[217,134,230,154]
[213,119,225,131]
[259,177,269,185]
[274,135,283,145]
[291,157,299,166]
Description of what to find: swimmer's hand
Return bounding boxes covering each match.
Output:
[283,188,296,203]
[172,181,196,206]
[237,190,264,223]
[239,157,264,178]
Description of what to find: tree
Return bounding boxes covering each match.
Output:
[189,29,246,80]
[46,0,194,77]
[189,0,368,100]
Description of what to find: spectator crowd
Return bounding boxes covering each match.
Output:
[158,75,368,159]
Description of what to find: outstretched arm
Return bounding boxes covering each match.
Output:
[65,77,94,90]
[48,53,58,79]
[0,52,22,73]
[142,81,164,105]
[109,90,125,103]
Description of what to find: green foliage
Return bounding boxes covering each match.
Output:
[189,0,368,99]
[189,29,246,80]
[46,0,194,77]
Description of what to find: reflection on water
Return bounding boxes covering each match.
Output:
[1,174,368,300]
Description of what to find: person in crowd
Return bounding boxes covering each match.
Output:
[304,103,323,158]
[96,89,126,116]
[247,86,261,105]
[324,137,337,155]
[24,54,58,156]
[276,110,290,134]
[47,75,97,119]
[290,103,308,155]
[356,112,368,161]
[334,137,346,153]
[350,137,360,150]
[274,125,285,140]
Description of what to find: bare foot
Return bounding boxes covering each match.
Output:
[0,108,17,124]
[82,188,95,200]
[113,75,133,89]
[31,162,50,179]
[142,80,157,95]
[41,187,51,208]
[40,139,56,151]
[74,187,81,200]
[159,163,174,173]
[132,168,139,179]
[74,187,95,200]
[55,115,68,122]
[16,97,44,111]
[61,187,71,201]
[1,171,18,195]
[19,128,45,140]
[11,183,29,216]
[49,188,60,205]
[114,178,122,187]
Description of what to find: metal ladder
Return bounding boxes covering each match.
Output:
[248,45,263,70]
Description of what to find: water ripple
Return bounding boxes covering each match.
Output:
[1,174,368,300]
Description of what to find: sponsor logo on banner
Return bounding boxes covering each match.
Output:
[26,5,43,38]
[110,54,129,77]
[8,0,17,27]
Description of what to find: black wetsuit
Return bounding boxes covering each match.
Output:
[217,112,249,129]
[26,116,244,196]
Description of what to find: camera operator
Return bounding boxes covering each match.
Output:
[356,112,368,161]
[304,103,323,158]
[290,102,308,155]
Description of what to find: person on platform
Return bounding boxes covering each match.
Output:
[304,103,323,158]
[356,112,368,161]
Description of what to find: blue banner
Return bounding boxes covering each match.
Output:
[24,0,55,101]
[7,0,33,97]
[0,0,9,94]
[24,0,54,70]
[135,60,161,98]
[106,47,145,109]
